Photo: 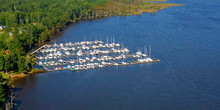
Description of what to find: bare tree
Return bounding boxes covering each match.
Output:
[6,89,16,110]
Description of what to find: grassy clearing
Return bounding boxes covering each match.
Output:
[141,0,168,2]
[30,68,45,74]
[95,0,183,16]
[0,72,9,79]
[140,2,183,13]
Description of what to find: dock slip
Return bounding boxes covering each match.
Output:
[33,40,160,72]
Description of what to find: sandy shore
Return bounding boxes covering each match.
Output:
[5,69,46,80]
[9,73,27,80]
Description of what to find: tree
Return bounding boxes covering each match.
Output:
[3,53,17,73]
[0,74,8,107]
[39,29,50,43]
[4,55,11,73]
[17,56,26,73]
[0,54,4,71]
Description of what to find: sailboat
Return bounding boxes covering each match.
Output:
[77,49,83,57]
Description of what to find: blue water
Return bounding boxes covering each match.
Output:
[15,0,220,110]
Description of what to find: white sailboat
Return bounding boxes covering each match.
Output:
[77,49,83,57]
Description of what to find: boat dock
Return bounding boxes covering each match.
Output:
[33,40,160,72]
[31,44,47,55]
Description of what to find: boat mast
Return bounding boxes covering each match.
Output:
[149,45,151,58]
[146,48,148,57]
[144,46,148,57]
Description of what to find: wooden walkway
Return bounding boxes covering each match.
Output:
[31,45,46,55]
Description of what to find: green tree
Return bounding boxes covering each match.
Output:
[17,56,26,73]
[0,54,4,71]
[4,54,15,73]
[0,74,8,107]
[39,29,50,43]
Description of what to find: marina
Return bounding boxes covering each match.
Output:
[32,40,160,72]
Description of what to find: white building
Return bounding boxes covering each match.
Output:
[0,26,6,31]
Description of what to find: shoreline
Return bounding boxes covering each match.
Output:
[10,1,183,80]
[29,2,183,54]
[1,69,45,81]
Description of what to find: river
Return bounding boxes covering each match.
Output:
[14,0,220,110]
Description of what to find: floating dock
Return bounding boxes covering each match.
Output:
[33,40,160,72]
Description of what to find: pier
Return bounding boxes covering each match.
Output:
[33,40,160,72]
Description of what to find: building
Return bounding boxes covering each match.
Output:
[0,26,6,31]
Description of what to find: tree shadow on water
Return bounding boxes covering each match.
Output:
[14,100,22,110]
[13,88,23,110]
